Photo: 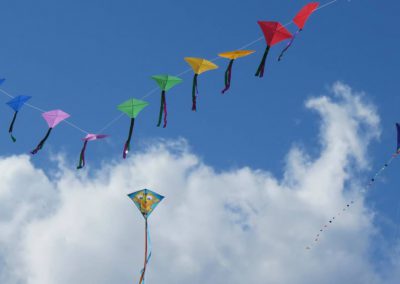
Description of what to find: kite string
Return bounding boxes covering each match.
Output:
[307,151,399,249]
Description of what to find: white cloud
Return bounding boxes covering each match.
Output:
[0,82,398,284]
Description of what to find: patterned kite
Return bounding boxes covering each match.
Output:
[118,98,149,159]
[128,189,164,284]
[184,57,218,111]
[6,95,31,142]
[218,50,255,94]
[255,21,292,78]
[151,75,183,128]
[278,2,320,61]
[31,110,70,155]
[77,134,108,169]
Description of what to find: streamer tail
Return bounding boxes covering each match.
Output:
[77,140,89,169]
[255,45,271,78]
[221,59,234,94]
[8,111,18,142]
[278,29,301,61]
[192,74,198,111]
[123,118,135,159]
[31,128,53,155]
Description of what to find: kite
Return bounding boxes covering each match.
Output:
[31,110,70,155]
[128,189,164,284]
[218,50,255,94]
[184,57,218,111]
[255,21,292,78]
[0,78,5,86]
[151,75,183,128]
[278,2,320,61]
[308,123,400,249]
[77,134,108,169]
[6,95,31,142]
[117,98,149,159]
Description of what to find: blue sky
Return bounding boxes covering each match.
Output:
[0,0,400,282]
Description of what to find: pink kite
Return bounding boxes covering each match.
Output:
[77,134,108,169]
[31,110,70,155]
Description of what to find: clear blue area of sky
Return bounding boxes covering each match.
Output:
[0,0,399,260]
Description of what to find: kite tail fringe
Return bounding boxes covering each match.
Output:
[8,111,18,142]
[123,118,135,159]
[307,152,400,250]
[192,74,198,111]
[221,59,234,94]
[255,46,270,78]
[30,128,52,155]
[139,220,151,284]
[278,29,301,61]
[157,91,164,127]
[162,91,167,128]
[77,140,88,169]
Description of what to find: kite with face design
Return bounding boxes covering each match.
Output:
[128,189,164,284]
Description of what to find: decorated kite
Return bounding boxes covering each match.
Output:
[184,57,218,111]
[118,98,149,159]
[128,189,164,284]
[307,123,400,249]
[278,2,320,61]
[31,110,70,155]
[218,50,255,93]
[6,95,31,142]
[151,75,183,128]
[77,134,108,169]
[255,21,292,78]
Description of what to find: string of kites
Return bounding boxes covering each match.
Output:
[1,2,320,170]
[2,1,400,283]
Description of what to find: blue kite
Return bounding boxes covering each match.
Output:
[6,95,32,142]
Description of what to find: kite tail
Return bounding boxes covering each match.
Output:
[139,219,152,284]
[31,128,53,155]
[77,140,88,169]
[8,111,18,142]
[221,59,234,94]
[192,74,198,111]
[278,29,301,62]
[123,118,135,159]
[157,91,165,127]
[255,45,270,78]
[396,123,400,153]
[162,91,167,128]
[307,151,400,250]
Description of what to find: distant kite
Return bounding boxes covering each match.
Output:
[117,98,149,159]
[151,75,183,128]
[278,2,320,61]
[218,50,255,93]
[77,134,108,169]
[128,189,164,284]
[6,95,31,142]
[255,21,292,78]
[31,110,70,155]
[184,57,218,111]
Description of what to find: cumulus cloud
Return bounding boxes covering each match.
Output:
[0,82,398,284]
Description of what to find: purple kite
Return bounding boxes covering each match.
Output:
[77,134,108,169]
[31,110,70,155]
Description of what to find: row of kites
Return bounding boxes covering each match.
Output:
[1,3,320,170]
